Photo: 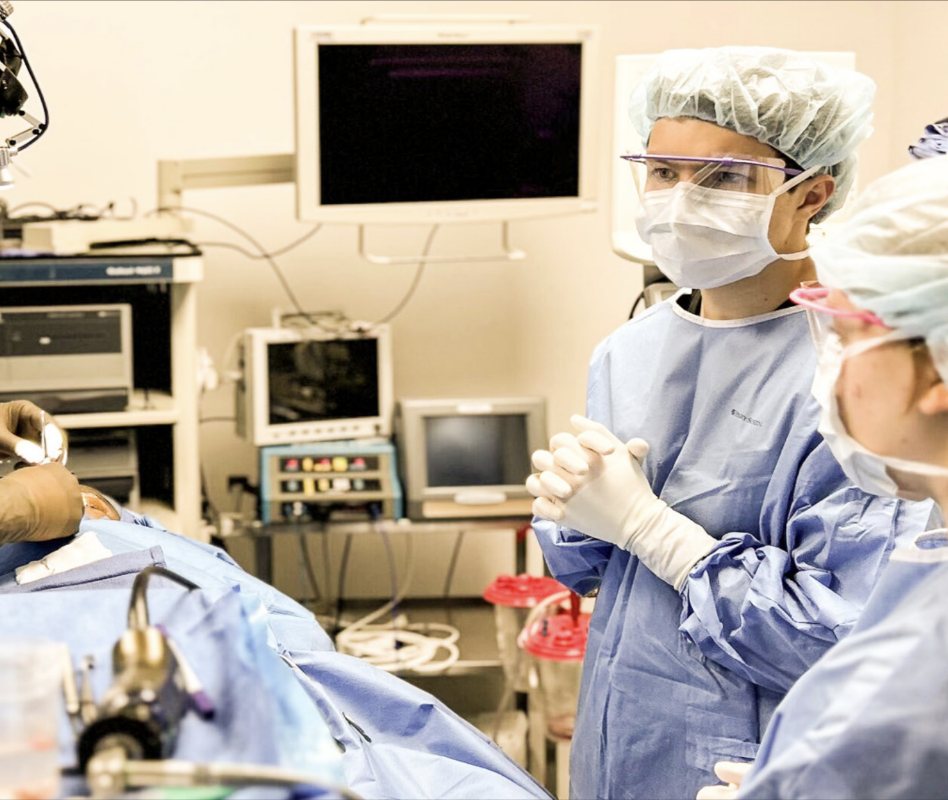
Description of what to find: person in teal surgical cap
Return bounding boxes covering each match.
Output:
[693,153,948,800]
[527,46,938,800]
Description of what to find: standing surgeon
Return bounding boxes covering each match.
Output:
[527,47,936,800]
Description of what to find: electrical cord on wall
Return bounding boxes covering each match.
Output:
[332,532,354,635]
[4,198,136,221]
[12,196,430,331]
[0,199,111,240]
[443,529,465,600]
[320,515,333,611]
[441,528,465,629]
[377,511,401,635]
[334,514,461,674]
[148,204,319,322]
[295,519,323,609]
[6,200,59,215]
[371,223,439,327]
[194,221,323,261]
[128,206,439,405]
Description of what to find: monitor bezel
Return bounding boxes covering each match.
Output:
[242,324,394,447]
[396,396,547,507]
[293,23,600,224]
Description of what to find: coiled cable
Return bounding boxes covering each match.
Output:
[334,518,461,674]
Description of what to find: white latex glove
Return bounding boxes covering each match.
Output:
[526,415,717,589]
[696,761,753,800]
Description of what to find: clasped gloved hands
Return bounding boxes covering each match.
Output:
[526,415,717,590]
[0,400,67,464]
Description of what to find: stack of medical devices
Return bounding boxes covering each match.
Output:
[236,313,452,674]
[237,313,400,523]
[0,303,142,505]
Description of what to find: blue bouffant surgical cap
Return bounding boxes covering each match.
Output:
[813,155,948,382]
[629,46,876,223]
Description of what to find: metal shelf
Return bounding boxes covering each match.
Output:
[0,253,204,539]
[57,390,180,428]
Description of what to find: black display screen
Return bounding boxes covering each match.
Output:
[316,43,582,205]
[267,338,380,425]
[424,414,530,487]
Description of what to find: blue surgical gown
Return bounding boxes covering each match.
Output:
[532,294,937,800]
[0,586,345,798]
[0,514,553,800]
[0,510,336,655]
[738,531,948,799]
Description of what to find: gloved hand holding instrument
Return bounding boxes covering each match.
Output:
[527,415,717,590]
[0,399,67,464]
[0,400,81,542]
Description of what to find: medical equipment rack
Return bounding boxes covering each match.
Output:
[0,252,204,539]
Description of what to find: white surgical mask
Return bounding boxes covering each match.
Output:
[634,166,821,289]
[813,330,948,498]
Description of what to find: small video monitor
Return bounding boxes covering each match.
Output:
[396,397,547,520]
[237,324,393,447]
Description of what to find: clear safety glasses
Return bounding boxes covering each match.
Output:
[621,153,804,200]
[789,285,912,356]
[789,286,887,327]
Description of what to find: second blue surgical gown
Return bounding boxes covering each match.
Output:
[533,293,936,800]
[739,531,948,799]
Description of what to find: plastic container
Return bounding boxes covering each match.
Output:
[483,574,568,692]
[0,638,64,800]
[522,603,590,743]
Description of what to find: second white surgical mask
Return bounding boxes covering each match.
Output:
[634,166,820,289]
[813,330,948,498]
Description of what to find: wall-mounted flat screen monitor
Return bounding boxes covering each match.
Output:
[294,23,599,224]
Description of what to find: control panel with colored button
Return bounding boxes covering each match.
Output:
[259,438,402,523]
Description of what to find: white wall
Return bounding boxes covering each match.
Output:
[7,0,943,522]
